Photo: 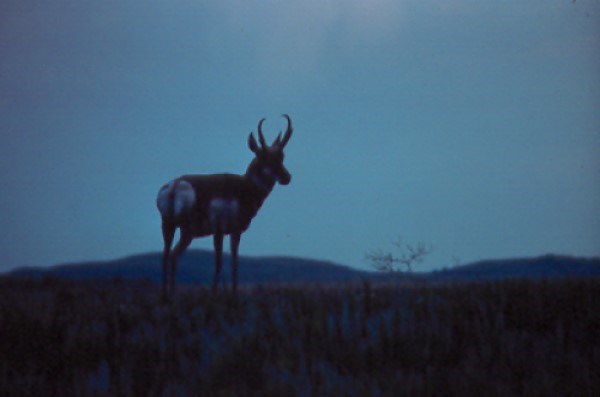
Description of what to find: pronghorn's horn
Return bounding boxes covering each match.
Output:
[279,114,293,148]
[274,132,282,146]
[257,118,267,149]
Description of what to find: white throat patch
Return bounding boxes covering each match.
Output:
[263,167,275,179]
[250,167,274,191]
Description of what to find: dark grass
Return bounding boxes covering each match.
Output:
[0,277,598,396]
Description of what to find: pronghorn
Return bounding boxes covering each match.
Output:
[157,115,293,297]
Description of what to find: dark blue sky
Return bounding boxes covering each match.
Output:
[1,0,599,272]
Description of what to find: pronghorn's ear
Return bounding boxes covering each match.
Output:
[248,132,260,154]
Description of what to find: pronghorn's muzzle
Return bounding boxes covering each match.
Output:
[278,167,291,185]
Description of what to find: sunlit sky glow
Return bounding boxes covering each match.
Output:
[1,0,599,272]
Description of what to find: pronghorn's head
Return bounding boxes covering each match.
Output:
[247,115,293,188]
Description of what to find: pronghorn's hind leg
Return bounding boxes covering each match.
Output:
[161,221,176,299]
[157,179,196,299]
[169,226,193,296]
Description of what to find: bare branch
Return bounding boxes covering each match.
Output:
[365,238,432,273]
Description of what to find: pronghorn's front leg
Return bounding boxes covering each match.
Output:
[161,221,176,298]
[230,233,241,295]
[212,233,224,294]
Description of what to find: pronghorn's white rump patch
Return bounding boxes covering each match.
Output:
[156,179,196,220]
[209,197,239,232]
[173,181,195,217]
[156,181,175,216]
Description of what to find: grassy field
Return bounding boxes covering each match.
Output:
[0,277,598,396]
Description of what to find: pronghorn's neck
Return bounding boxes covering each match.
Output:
[245,158,277,195]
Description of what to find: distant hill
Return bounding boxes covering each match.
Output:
[6,250,374,285]
[5,251,600,285]
[428,254,600,282]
